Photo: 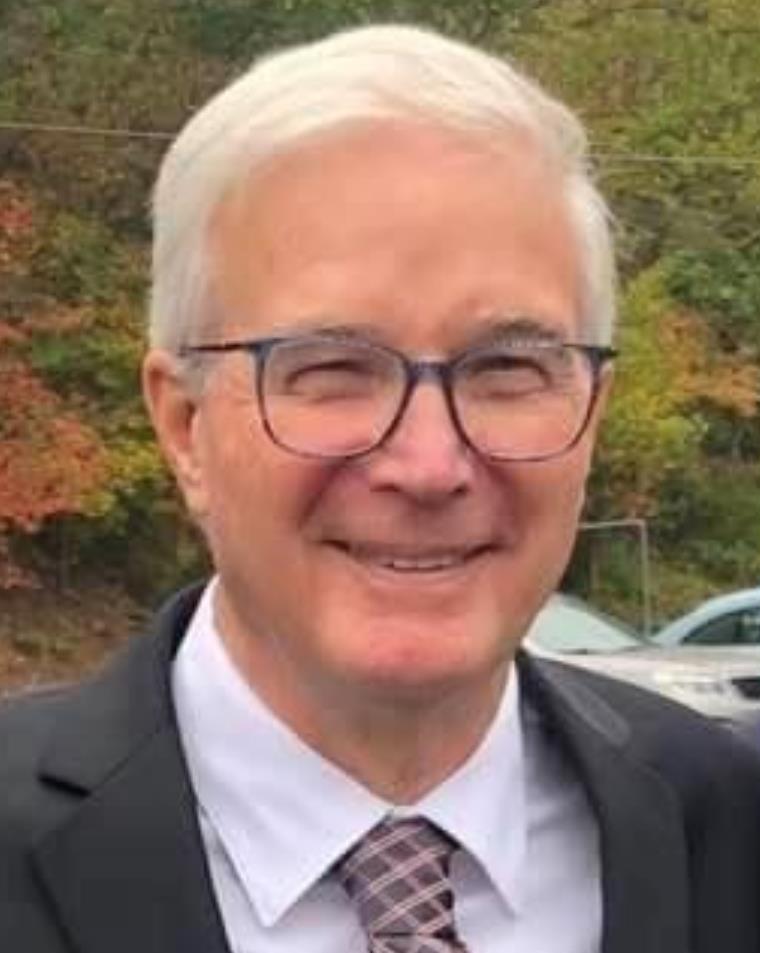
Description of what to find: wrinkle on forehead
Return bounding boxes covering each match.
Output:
[205,119,583,345]
[217,116,559,209]
[209,118,565,264]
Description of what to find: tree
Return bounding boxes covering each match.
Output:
[0,326,108,588]
[2,0,760,615]
[593,263,757,519]
[509,0,760,614]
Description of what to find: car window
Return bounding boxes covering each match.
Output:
[527,600,642,654]
[687,609,760,646]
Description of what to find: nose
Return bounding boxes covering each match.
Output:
[362,377,476,502]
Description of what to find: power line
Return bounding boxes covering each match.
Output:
[3,119,760,168]
[0,120,171,141]
[595,152,760,168]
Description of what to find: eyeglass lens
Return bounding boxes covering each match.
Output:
[259,337,595,460]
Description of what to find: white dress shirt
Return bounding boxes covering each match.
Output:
[172,581,601,952]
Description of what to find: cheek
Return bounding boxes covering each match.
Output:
[499,451,592,564]
[199,409,340,557]
[490,460,589,628]
[537,456,590,521]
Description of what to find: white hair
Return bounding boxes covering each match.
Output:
[150,24,616,351]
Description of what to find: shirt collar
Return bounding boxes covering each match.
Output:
[412,664,528,912]
[172,579,528,925]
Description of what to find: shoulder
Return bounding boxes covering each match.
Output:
[526,655,760,799]
[0,584,204,832]
[736,713,760,749]
[0,682,75,772]
[0,682,86,848]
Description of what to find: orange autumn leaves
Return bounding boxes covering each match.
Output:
[0,183,107,586]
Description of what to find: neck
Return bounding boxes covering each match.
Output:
[215,594,510,803]
[294,674,508,803]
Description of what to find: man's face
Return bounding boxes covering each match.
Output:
[149,123,607,725]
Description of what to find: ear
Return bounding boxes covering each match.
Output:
[142,349,209,520]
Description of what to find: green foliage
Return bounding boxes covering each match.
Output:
[31,212,146,304]
[27,305,144,408]
[2,0,760,617]
[594,267,701,517]
[666,246,760,353]
[511,0,760,616]
[512,0,760,273]
[177,0,533,58]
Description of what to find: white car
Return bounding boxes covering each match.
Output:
[654,587,760,647]
[525,595,760,726]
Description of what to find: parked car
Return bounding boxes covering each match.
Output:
[525,594,760,725]
[653,587,760,648]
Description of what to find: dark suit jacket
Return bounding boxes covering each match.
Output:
[739,715,760,754]
[2,585,760,953]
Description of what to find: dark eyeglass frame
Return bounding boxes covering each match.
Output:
[179,334,617,462]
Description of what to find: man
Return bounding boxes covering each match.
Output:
[739,714,760,752]
[1,24,759,953]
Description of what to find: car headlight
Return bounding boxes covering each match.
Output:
[651,670,737,698]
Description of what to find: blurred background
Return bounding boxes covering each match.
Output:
[2,0,760,690]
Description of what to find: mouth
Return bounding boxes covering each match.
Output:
[327,541,495,574]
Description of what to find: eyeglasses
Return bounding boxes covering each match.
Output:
[180,333,616,462]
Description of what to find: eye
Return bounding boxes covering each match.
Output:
[268,341,393,400]
[458,348,559,399]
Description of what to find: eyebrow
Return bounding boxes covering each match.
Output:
[459,316,566,351]
[268,315,568,353]
[270,320,388,344]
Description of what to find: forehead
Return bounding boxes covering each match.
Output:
[207,121,583,348]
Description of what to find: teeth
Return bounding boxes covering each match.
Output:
[377,555,464,572]
[333,541,489,572]
[339,544,473,572]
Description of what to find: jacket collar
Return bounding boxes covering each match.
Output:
[519,655,690,953]
[36,586,194,791]
[32,585,231,953]
[32,586,689,953]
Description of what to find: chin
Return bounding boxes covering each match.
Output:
[331,615,509,696]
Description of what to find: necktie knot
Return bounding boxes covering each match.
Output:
[337,817,468,952]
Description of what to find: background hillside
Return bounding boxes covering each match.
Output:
[2,0,760,681]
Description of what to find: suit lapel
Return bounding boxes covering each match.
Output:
[32,586,231,953]
[28,588,693,953]
[521,656,691,953]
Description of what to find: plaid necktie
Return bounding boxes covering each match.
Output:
[337,816,469,952]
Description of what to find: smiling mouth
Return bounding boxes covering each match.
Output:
[329,542,494,574]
